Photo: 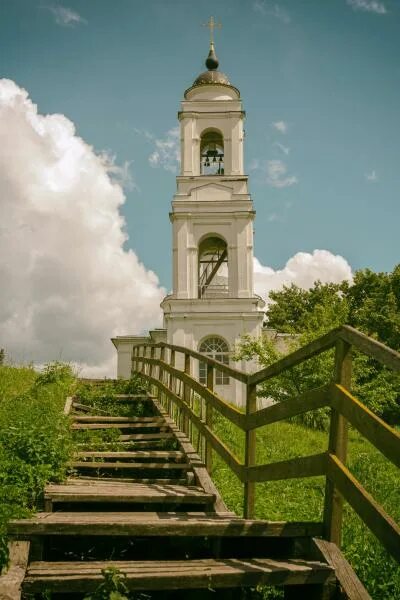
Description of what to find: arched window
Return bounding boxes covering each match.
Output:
[198,236,228,299]
[199,336,230,386]
[200,130,224,175]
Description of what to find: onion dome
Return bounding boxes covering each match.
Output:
[192,42,232,87]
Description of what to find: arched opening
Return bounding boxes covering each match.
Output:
[198,236,228,299]
[200,130,224,175]
[199,336,230,386]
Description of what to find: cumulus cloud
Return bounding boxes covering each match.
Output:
[148,127,180,173]
[253,250,353,301]
[253,1,291,24]
[271,121,288,134]
[0,79,165,375]
[346,0,387,14]
[365,169,378,182]
[43,4,87,26]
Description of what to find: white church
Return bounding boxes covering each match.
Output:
[112,36,273,404]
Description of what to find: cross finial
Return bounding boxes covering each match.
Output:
[203,16,222,45]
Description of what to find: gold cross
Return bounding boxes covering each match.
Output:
[203,16,222,45]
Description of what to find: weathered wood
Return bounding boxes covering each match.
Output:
[71,422,168,430]
[331,383,400,469]
[139,357,246,429]
[23,557,334,593]
[205,364,214,474]
[327,454,400,562]
[245,386,330,431]
[312,538,372,600]
[63,396,74,415]
[154,400,229,514]
[248,328,340,386]
[118,432,174,441]
[0,541,30,600]
[246,453,327,483]
[73,416,165,423]
[244,383,257,518]
[8,512,324,538]
[70,461,190,471]
[150,377,244,480]
[339,325,400,372]
[75,451,185,460]
[323,339,352,547]
[44,482,215,505]
[72,402,110,415]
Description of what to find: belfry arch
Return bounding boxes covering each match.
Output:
[198,235,228,298]
[200,129,224,175]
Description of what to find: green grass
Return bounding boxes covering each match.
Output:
[0,363,75,569]
[211,416,400,600]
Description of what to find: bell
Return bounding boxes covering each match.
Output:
[212,156,216,163]
[219,156,223,163]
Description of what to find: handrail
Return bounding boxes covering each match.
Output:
[131,326,400,567]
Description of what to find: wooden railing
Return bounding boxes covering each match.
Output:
[131,325,400,563]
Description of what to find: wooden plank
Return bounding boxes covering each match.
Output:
[142,358,246,429]
[70,461,190,470]
[63,396,74,415]
[0,541,30,600]
[246,453,327,483]
[9,512,324,538]
[326,454,400,562]
[244,383,257,518]
[331,384,400,468]
[323,339,352,547]
[155,342,249,383]
[71,423,168,430]
[72,416,165,423]
[72,402,111,415]
[312,538,372,600]
[205,364,214,474]
[75,451,185,460]
[23,557,334,593]
[154,401,229,514]
[245,386,330,431]
[111,394,156,401]
[150,378,244,481]
[118,432,173,441]
[44,483,215,504]
[248,328,340,386]
[339,325,400,372]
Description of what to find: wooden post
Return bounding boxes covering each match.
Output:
[183,353,191,435]
[323,338,352,546]
[149,345,155,378]
[244,383,257,519]
[205,364,214,474]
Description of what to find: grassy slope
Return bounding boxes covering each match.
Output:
[0,363,75,569]
[212,416,400,599]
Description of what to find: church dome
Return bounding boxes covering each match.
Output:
[190,42,236,91]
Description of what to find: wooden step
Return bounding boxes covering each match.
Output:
[72,416,165,423]
[66,476,191,485]
[23,558,334,593]
[75,451,185,461]
[72,402,110,414]
[118,432,174,441]
[9,512,324,538]
[71,422,169,430]
[44,483,215,505]
[70,461,190,471]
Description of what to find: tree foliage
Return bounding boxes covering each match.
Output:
[235,266,400,426]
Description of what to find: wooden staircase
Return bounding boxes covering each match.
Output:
[1,392,350,599]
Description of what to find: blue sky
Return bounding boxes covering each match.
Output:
[1,0,399,290]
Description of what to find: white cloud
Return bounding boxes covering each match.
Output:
[253,251,353,301]
[365,169,378,182]
[346,0,387,14]
[266,160,298,188]
[253,1,291,24]
[43,4,87,26]
[0,79,165,375]
[272,121,288,134]
[148,127,180,173]
[274,142,290,155]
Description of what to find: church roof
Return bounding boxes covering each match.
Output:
[190,42,238,92]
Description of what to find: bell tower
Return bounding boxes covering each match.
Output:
[161,35,264,404]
